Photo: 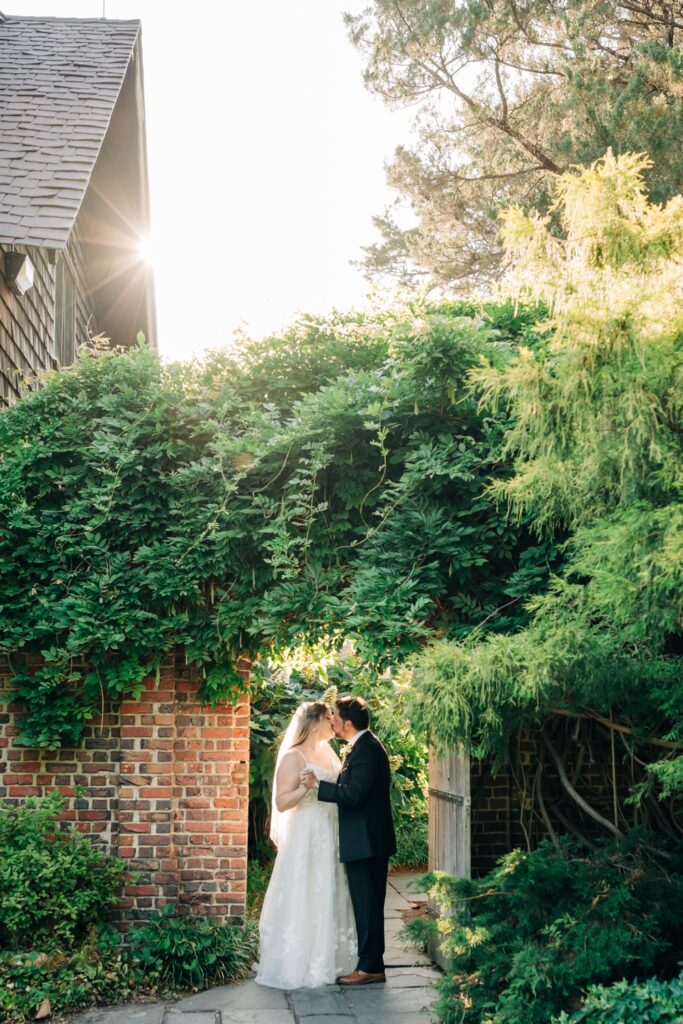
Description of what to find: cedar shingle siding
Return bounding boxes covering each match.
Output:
[0,12,155,405]
[0,214,96,403]
[0,243,54,404]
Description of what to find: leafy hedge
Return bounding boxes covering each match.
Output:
[0,301,550,748]
[128,905,258,991]
[0,916,258,1023]
[0,792,124,951]
[408,835,683,1024]
[0,794,256,1022]
[553,973,683,1024]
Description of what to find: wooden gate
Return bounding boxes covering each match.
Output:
[427,746,471,969]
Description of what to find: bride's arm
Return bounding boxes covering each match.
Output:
[274,751,309,812]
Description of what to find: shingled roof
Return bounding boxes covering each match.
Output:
[0,12,140,249]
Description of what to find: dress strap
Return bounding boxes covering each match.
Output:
[287,747,307,765]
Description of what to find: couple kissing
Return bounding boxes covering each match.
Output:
[256,695,396,990]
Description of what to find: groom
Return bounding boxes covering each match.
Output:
[302,695,396,985]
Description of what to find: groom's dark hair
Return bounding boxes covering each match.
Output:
[336,695,369,731]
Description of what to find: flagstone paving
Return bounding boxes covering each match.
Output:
[68,871,439,1024]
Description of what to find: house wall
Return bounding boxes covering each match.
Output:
[0,215,97,406]
[0,243,55,405]
[0,649,250,926]
[65,209,99,352]
[77,51,157,349]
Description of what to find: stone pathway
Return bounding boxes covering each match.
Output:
[68,872,439,1024]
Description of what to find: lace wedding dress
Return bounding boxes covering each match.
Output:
[256,756,357,989]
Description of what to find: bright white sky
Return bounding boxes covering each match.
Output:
[7,0,415,360]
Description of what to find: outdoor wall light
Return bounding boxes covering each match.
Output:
[3,250,35,296]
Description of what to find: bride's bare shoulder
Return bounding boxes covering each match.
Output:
[280,748,306,764]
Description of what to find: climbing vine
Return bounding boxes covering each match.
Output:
[0,300,549,747]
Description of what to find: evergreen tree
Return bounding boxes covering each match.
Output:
[408,152,683,828]
[348,1,683,287]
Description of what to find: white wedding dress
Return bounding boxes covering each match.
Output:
[256,755,357,989]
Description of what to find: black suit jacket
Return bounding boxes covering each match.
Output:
[317,730,397,863]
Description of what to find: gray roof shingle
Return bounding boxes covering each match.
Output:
[0,13,139,248]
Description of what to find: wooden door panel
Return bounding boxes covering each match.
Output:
[428,746,471,969]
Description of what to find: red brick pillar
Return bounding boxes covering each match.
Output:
[117,653,250,925]
[118,675,178,922]
[173,656,250,921]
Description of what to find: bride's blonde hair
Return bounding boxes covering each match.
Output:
[289,700,329,748]
[269,700,329,847]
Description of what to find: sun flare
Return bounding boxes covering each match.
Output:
[137,233,156,266]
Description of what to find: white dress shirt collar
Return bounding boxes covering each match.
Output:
[348,728,369,747]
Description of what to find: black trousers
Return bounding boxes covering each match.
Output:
[345,855,389,973]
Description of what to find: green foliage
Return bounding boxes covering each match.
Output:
[0,913,258,1024]
[0,792,125,951]
[0,301,549,748]
[347,2,683,288]
[370,665,429,867]
[0,794,256,1021]
[246,857,273,921]
[407,154,683,820]
[487,151,683,532]
[392,805,428,869]
[553,972,683,1024]
[408,836,683,1024]
[0,927,148,1024]
[127,904,258,992]
[0,796,151,1023]
[0,904,257,1023]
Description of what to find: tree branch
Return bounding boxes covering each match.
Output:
[618,0,683,32]
[540,726,625,839]
[550,707,683,751]
[551,800,597,849]
[494,56,509,122]
[534,749,559,845]
[447,165,547,183]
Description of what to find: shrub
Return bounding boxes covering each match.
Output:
[0,901,259,1022]
[0,792,125,951]
[246,856,274,921]
[374,674,428,869]
[0,926,148,1024]
[391,792,428,868]
[1,302,543,751]
[553,973,683,1023]
[407,835,683,1024]
[127,905,258,991]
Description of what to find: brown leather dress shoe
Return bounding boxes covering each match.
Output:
[337,969,386,985]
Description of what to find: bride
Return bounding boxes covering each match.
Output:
[255,701,357,989]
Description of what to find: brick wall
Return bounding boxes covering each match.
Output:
[471,731,630,876]
[0,649,250,926]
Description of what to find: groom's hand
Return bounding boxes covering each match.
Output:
[300,769,318,790]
